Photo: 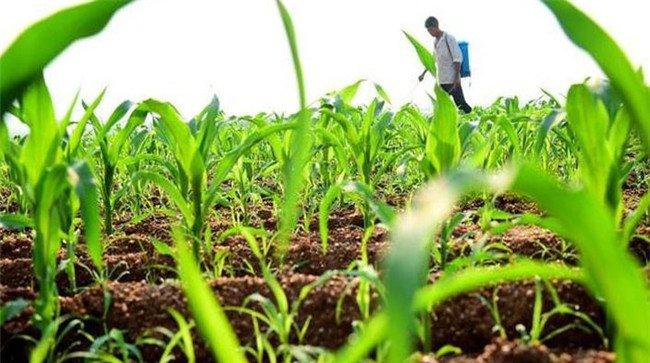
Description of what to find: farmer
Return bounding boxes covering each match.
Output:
[418,16,473,113]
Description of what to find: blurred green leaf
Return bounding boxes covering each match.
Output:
[425,86,460,174]
[0,213,32,230]
[173,229,247,363]
[69,162,103,271]
[275,0,313,257]
[541,0,650,152]
[511,163,650,361]
[0,299,29,325]
[0,0,131,114]
[19,75,59,186]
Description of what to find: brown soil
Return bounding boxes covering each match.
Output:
[4,188,648,361]
[2,274,605,361]
[418,339,614,363]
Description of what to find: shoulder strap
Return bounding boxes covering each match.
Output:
[444,34,453,58]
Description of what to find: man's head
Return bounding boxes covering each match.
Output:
[425,16,442,37]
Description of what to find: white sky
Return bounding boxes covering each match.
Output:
[1,0,649,120]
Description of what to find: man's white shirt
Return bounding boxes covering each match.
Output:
[434,32,463,85]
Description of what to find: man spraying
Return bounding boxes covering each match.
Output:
[418,16,473,113]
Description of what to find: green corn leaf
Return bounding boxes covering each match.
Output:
[319,183,343,252]
[59,90,81,135]
[32,164,69,286]
[346,182,396,224]
[102,100,134,137]
[333,313,388,363]
[247,114,287,165]
[19,75,60,187]
[403,31,437,78]
[319,181,394,254]
[275,0,306,109]
[540,0,650,152]
[142,99,199,178]
[0,121,9,155]
[623,191,650,242]
[58,90,80,136]
[274,0,313,257]
[168,309,196,363]
[68,162,103,271]
[360,100,378,140]
[29,318,59,363]
[203,121,297,215]
[67,88,106,159]
[173,229,247,363]
[383,172,480,363]
[566,84,611,201]
[0,0,131,114]
[533,110,565,157]
[496,116,522,158]
[426,86,460,174]
[131,171,193,226]
[511,163,650,360]
[315,127,347,167]
[196,96,221,161]
[107,108,146,165]
[210,121,296,186]
[413,261,584,311]
[338,79,365,104]
[0,299,29,326]
[0,213,33,230]
[374,82,392,104]
[608,107,631,163]
[335,168,592,362]
[322,109,360,144]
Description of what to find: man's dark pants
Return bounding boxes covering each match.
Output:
[441,83,472,114]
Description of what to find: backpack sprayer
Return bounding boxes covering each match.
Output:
[459,41,471,78]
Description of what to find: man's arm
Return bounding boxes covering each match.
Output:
[452,62,461,89]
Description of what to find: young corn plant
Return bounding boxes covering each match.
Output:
[223,227,337,362]
[0,126,31,215]
[0,76,103,343]
[317,99,402,234]
[0,5,127,357]
[403,32,465,177]
[564,81,636,230]
[318,181,394,252]
[274,0,314,257]
[134,98,295,260]
[58,89,105,291]
[421,87,462,177]
[319,99,394,189]
[87,99,145,235]
[518,278,605,346]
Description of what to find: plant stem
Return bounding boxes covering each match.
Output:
[103,165,114,236]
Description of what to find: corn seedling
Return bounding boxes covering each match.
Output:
[1,77,103,339]
[134,98,294,260]
[87,99,144,235]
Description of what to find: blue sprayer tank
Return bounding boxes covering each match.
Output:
[459,41,471,78]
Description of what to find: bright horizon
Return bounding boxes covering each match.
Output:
[1,0,649,122]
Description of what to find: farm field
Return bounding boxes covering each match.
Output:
[1,1,650,363]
